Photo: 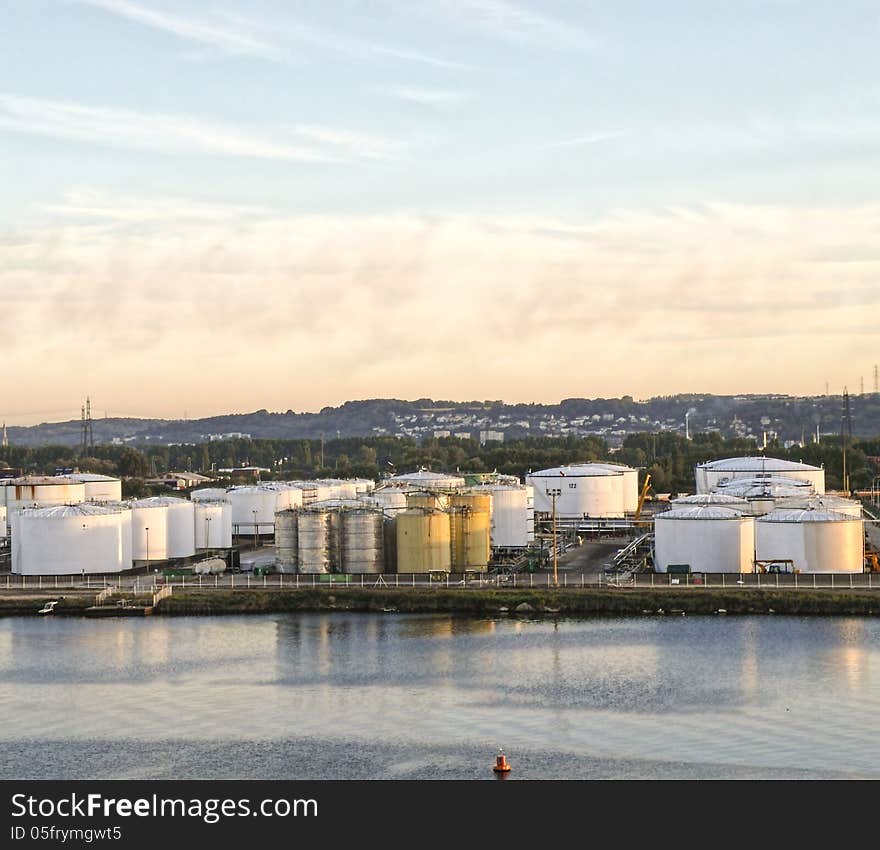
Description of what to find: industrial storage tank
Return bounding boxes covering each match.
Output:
[2,477,87,519]
[405,491,449,511]
[450,507,490,572]
[470,484,535,548]
[359,486,409,516]
[341,508,385,574]
[451,491,493,516]
[654,506,755,574]
[695,457,825,495]
[287,481,335,506]
[227,485,299,534]
[191,487,228,503]
[130,498,169,562]
[65,473,123,502]
[780,495,863,518]
[133,497,195,558]
[396,509,451,573]
[12,504,132,575]
[386,470,466,491]
[714,476,816,516]
[527,464,627,518]
[317,479,360,501]
[671,493,751,512]
[0,505,6,537]
[194,500,232,550]
[589,463,640,512]
[275,509,298,573]
[297,509,333,574]
[756,508,863,573]
[351,478,375,494]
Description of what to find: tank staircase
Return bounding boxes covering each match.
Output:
[604,533,654,583]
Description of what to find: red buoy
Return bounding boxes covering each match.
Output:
[493,748,511,774]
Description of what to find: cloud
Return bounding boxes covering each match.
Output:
[79,0,472,70]
[0,93,399,163]
[544,130,626,148]
[380,86,469,107]
[3,193,878,416]
[406,0,596,51]
[78,0,275,56]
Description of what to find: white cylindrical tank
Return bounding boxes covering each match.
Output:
[286,481,335,506]
[671,493,751,512]
[471,484,531,548]
[695,457,825,494]
[527,464,627,518]
[359,487,409,516]
[3,478,87,521]
[756,508,864,573]
[65,474,122,502]
[133,497,195,558]
[227,485,292,533]
[191,487,228,502]
[194,500,232,549]
[130,499,169,561]
[654,506,755,574]
[12,504,132,575]
[352,478,375,494]
[263,482,304,512]
[589,463,640,512]
[386,470,466,490]
[780,495,862,518]
[317,479,360,501]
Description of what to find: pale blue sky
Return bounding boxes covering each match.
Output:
[2,1,879,423]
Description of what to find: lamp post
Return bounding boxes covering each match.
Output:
[546,488,561,587]
[145,526,150,575]
[205,515,212,550]
[252,509,258,549]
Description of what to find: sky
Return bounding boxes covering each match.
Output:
[2,0,880,425]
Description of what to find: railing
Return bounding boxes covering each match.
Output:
[94,586,116,605]
[152,585,173,606]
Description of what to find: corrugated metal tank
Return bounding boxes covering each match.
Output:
[527,464,627,518]
[471,484,531,548]
[129,499,169,561]
[450,507,490,572]
[654,506,755,574]
[133,497,195,558]
[695,457,825,494]
[190,487,228,503]
[756,508,863,573]
[12,504,132,575]
[451,491,493,515]
[297,509,332,574]
[396,509,451,573]
[194,500,232,549]
[274,509,298,573]
[65,474,123,502]
[383,517,397,573]
[341,508,385,573]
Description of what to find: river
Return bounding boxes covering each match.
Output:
[1,613,877,779]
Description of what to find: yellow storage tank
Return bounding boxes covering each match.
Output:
[405,491,448,511]
[451,491,493,515]
[396,509,451,573]
[450,506,491,572]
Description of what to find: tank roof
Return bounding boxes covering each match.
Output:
[130,496,191,508]
[20,503,126,519]
[758,508,856,523]
[3,476,81,486]
[673,493,749,506]
[716,476,814,497]
[697,456,822,472]
[529,464,625,478]
[658,506,746,520]
[63,473,121,482]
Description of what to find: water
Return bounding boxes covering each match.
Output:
[0,613,878,779]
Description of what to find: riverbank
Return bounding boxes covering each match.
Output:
[3,586,880,617]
